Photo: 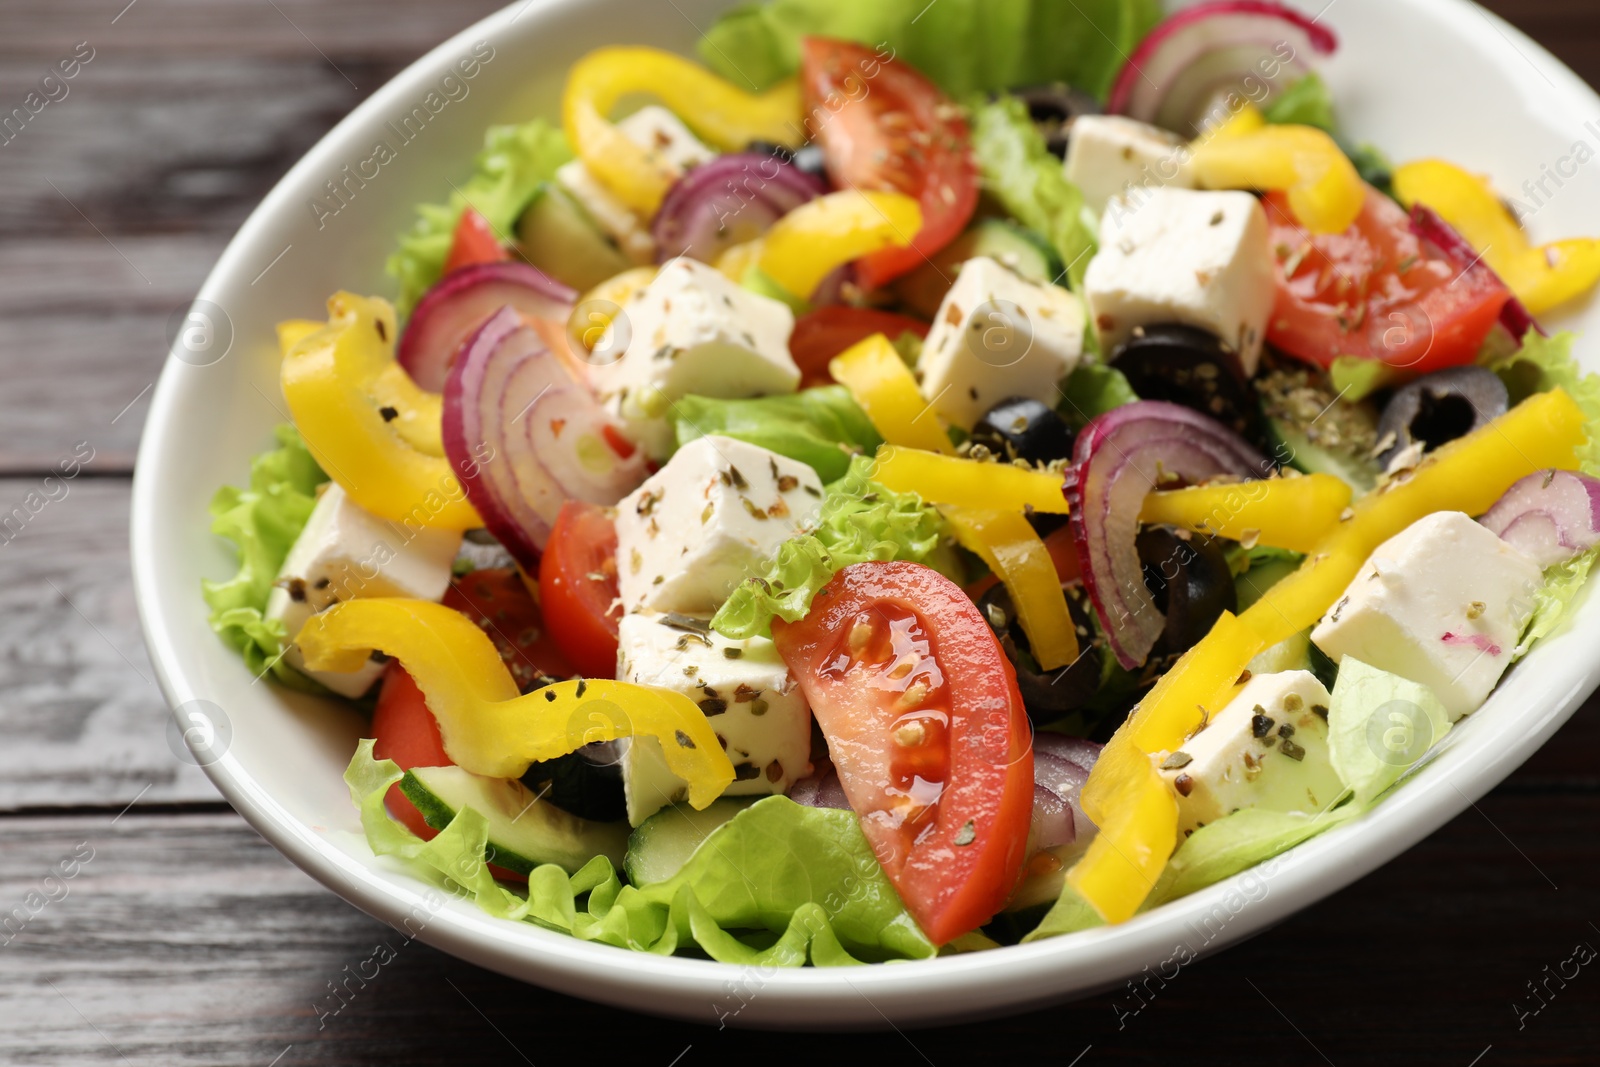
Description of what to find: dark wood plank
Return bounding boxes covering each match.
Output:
[1,793,1594,1065]
[0,479,215,810]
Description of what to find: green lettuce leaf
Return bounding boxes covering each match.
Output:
[201,425,328,688]
[1261,73,1336,133]
[346,742,935,965]
[1518,547,1598,658]
[671,386,882,483]
[698,0,1161,101]
[1489,331,1600,475]
[1020,884,1105,941]
[970,96,1098,291]
[711,455,952,639]
[386,119,572,314]
[1057,361,1138,429]
[1326,657,1452,807]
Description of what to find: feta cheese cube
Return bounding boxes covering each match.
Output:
[1085,188,1276,376]
[1065,115,1196,214]
[616,612,813,825]
[1156,670,1344,838]
[590,257,799,457]
[1310,511,1544,721]
[916,256,1086,429]
[264,483,461,697]
[613,434,824,615]
[555,106,715,264]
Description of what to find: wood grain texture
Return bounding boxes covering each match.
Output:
[0,0,1598,1059]
[0,798,1594,1065]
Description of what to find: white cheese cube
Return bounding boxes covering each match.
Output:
[1310,511,1543,721]
[616,612,813,825]
[916,256,1086,430]
[1065,115,1196,215]
[1085,188,1276,376]
[555,106,715,264]
[590,257,799,458]
[264,483,462,697]
[1156,670,1344,838]
[613,435,823,615]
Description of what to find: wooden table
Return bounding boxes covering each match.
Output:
[2,1,1597,1062]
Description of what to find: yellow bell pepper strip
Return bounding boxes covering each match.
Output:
[716,239,765,283]
[563,47,803,216]
[829,335,956,455]
[279,293,479,531]
[756,190,923,301]
[1066,387,1588,923]
[1188,108,1364,235]
[870,445,1067,512]
[298,598,736,804]
[1138,473,1353,554]
[1069,610,1259,922]
[367,363,444,458]
[942,507,1080,670]
[1393,159,1600,315]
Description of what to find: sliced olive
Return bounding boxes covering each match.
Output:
[1374,366,1508,468]
[1137,525,1237,656]
[1110,324,1262,440]
[1010,84,1102,159]
[521,742,625,823]
[977,582,1101,723]
[970,397,1076,466]
[748,139,828,181]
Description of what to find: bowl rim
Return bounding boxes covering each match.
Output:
[130,0,1600,1027]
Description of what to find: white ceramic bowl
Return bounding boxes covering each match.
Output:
[132,0,1600,1028]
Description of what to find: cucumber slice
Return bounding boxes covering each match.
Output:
[400,766,629,875]
[515,182,632,293]
[895,219,1066,319]
[1265,417,1379,493]
[1234,552,1303,613]
[623,797,757,886]
[1246,628,1313,675]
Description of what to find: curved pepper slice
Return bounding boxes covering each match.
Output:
[1139,473,1353,554]
[1393,159,1600,315]
[280,294,478,530]
[563,46,803,216]
[1189,108,1364,235]
[943,507,1079,670]
[757,190,923,301]
[829,336,956,455]
[298,598,735,804]
[1067,388,1588,923]
[870,445,1066,512]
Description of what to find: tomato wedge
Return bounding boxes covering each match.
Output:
[771,561,1034,945]
[789,306,930,388]
[538,502,624,679]
[801,38,977,291]
[442,207,511,276]
[1265,185,1511,373]
[445,565,575,690]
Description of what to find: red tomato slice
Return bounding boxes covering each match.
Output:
[442,207,511,276]
[1265,186,1511,373]
[538,502,623,679]
[771,561,1034,945]
[790,307,930,388]
[444,566,575,691]
[801,38,978,291]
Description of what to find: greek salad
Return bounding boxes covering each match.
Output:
[203,0,1600,962]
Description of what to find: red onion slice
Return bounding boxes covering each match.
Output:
[399,262,576,392]
[1109,0,1338,135]
[1031,738,1102,850]
[442,307,647,569]
[1480,469,1600,568]
[1065,401,1268,669]
[1409,203,1543,342]
[789,761,851,810]
[653,152,827,265]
